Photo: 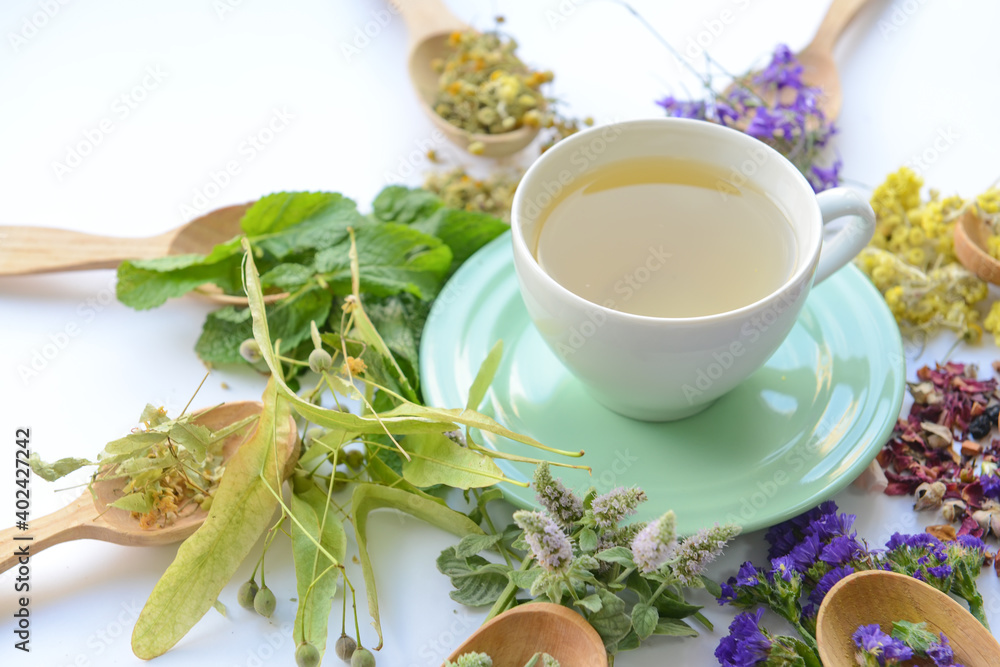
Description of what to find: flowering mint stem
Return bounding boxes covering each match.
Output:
[484,556,531,622]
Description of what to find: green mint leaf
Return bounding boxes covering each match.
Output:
[364,294,429,395]
[574,593,603,614]
[632,602,658,640]
[508,567,541,589]
[245,192,369,258]
[653,591,702,619]
[701,575,723,598]
[314,223,451,300]
[28,453,96,482]
[578,527,599,553]
[116,244,243,310]
[454,533,503,558]
[595,546,636,568]
[652,617,698,637]
[259,263,314,290]
[372,186,443,225]
[194,287,332,364]
[448,566,508,607]
[588,588,632,649]
[411,207,508,273]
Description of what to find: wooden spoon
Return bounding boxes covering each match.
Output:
[0,203,288,304]
[396,0,539,158]
[954,209,1000,284]
[443,602,607,667]
[0,401,298,573]
[816,570,1000,667]
[730,0,872,121]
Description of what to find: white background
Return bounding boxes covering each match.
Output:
[2,0,999,665]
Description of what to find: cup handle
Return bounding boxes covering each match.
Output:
[813,187,876,285]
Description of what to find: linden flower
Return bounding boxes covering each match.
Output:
[345,356,367,376]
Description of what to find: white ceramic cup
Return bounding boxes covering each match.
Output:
[510,118,876,422]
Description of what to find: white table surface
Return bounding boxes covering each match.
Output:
[2,0,1000,665]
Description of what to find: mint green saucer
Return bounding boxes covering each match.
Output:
[419,233,905,534]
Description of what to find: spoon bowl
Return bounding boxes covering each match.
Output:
[817,570,1000,667]
[726,0,872,122]
[0,401,298,573]
[443,602,607,667]
[953,209,1000,284]
[397,0,540,158]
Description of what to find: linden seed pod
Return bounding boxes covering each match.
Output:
[304,426,325,445]
[239,339,263,363]
[345,449,365,470]
[351,647,376,667]
[309,348,334,374]
[295,642,322,667]
[253,586,277,617]
[237,579,259,611]
[335,633,357,661]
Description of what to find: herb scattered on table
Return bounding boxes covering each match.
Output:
[424,165,521,222]
[853,621,963,667]
[714,501,991,666]
[876,361,1000,542]
[115,186,508,394]
[30,398,258,528]
[653,42,840,193]
[439,463,740,664]
[856,167,1000,344]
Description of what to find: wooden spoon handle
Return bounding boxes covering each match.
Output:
[806,0,872,54]
[395,0,467,46]
[0,225,169,275]
[0,494,111,573]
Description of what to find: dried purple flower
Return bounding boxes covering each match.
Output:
[670,523,741,586]
[630,510,676,574]
[770,555,797,583]
[820,534,865,566]
[808,565,854,606]
[513,510,572,573]
[715,609,772,667]
[852,624,914,665]
[533,462,583,529]
[927,634,961,667]
[981,472,1000,499]
[590,486,647,529]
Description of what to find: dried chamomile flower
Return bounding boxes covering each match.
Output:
[423,166,521,222]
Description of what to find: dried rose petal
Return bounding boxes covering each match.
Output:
[926,524,957,541]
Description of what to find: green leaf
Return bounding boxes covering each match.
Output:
[351,484,482,650]
[454,533,503,558]
[212,600,227,617]
[131,379,295,659]
[466,340,503,410]
[891,620,936,654]
[314,224,452,300]
[110,491,154,513]
[28,453,95,482]
[140,404,170,427]
[701,575,723,598]
[402,432,505,489]
[259,263,314,290]
[194,287,332,364]
[102,431,168,457]
[574,593,603,614]
[615,629,641,652]
[595,547,636,568]
[653,617,698,637]
[167,422,213,462]
[365,450,446,505]
[631,603,658,640]
[364,294,429,394]
[116,238,243,310]
[587,588,632,649]
[242,192,368,258]
[578,527,599,553]
[411,207,509,273]
[291,484,347,657]
[653,592,702,619]
[371,185,443,225]
[509,567,541,589]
